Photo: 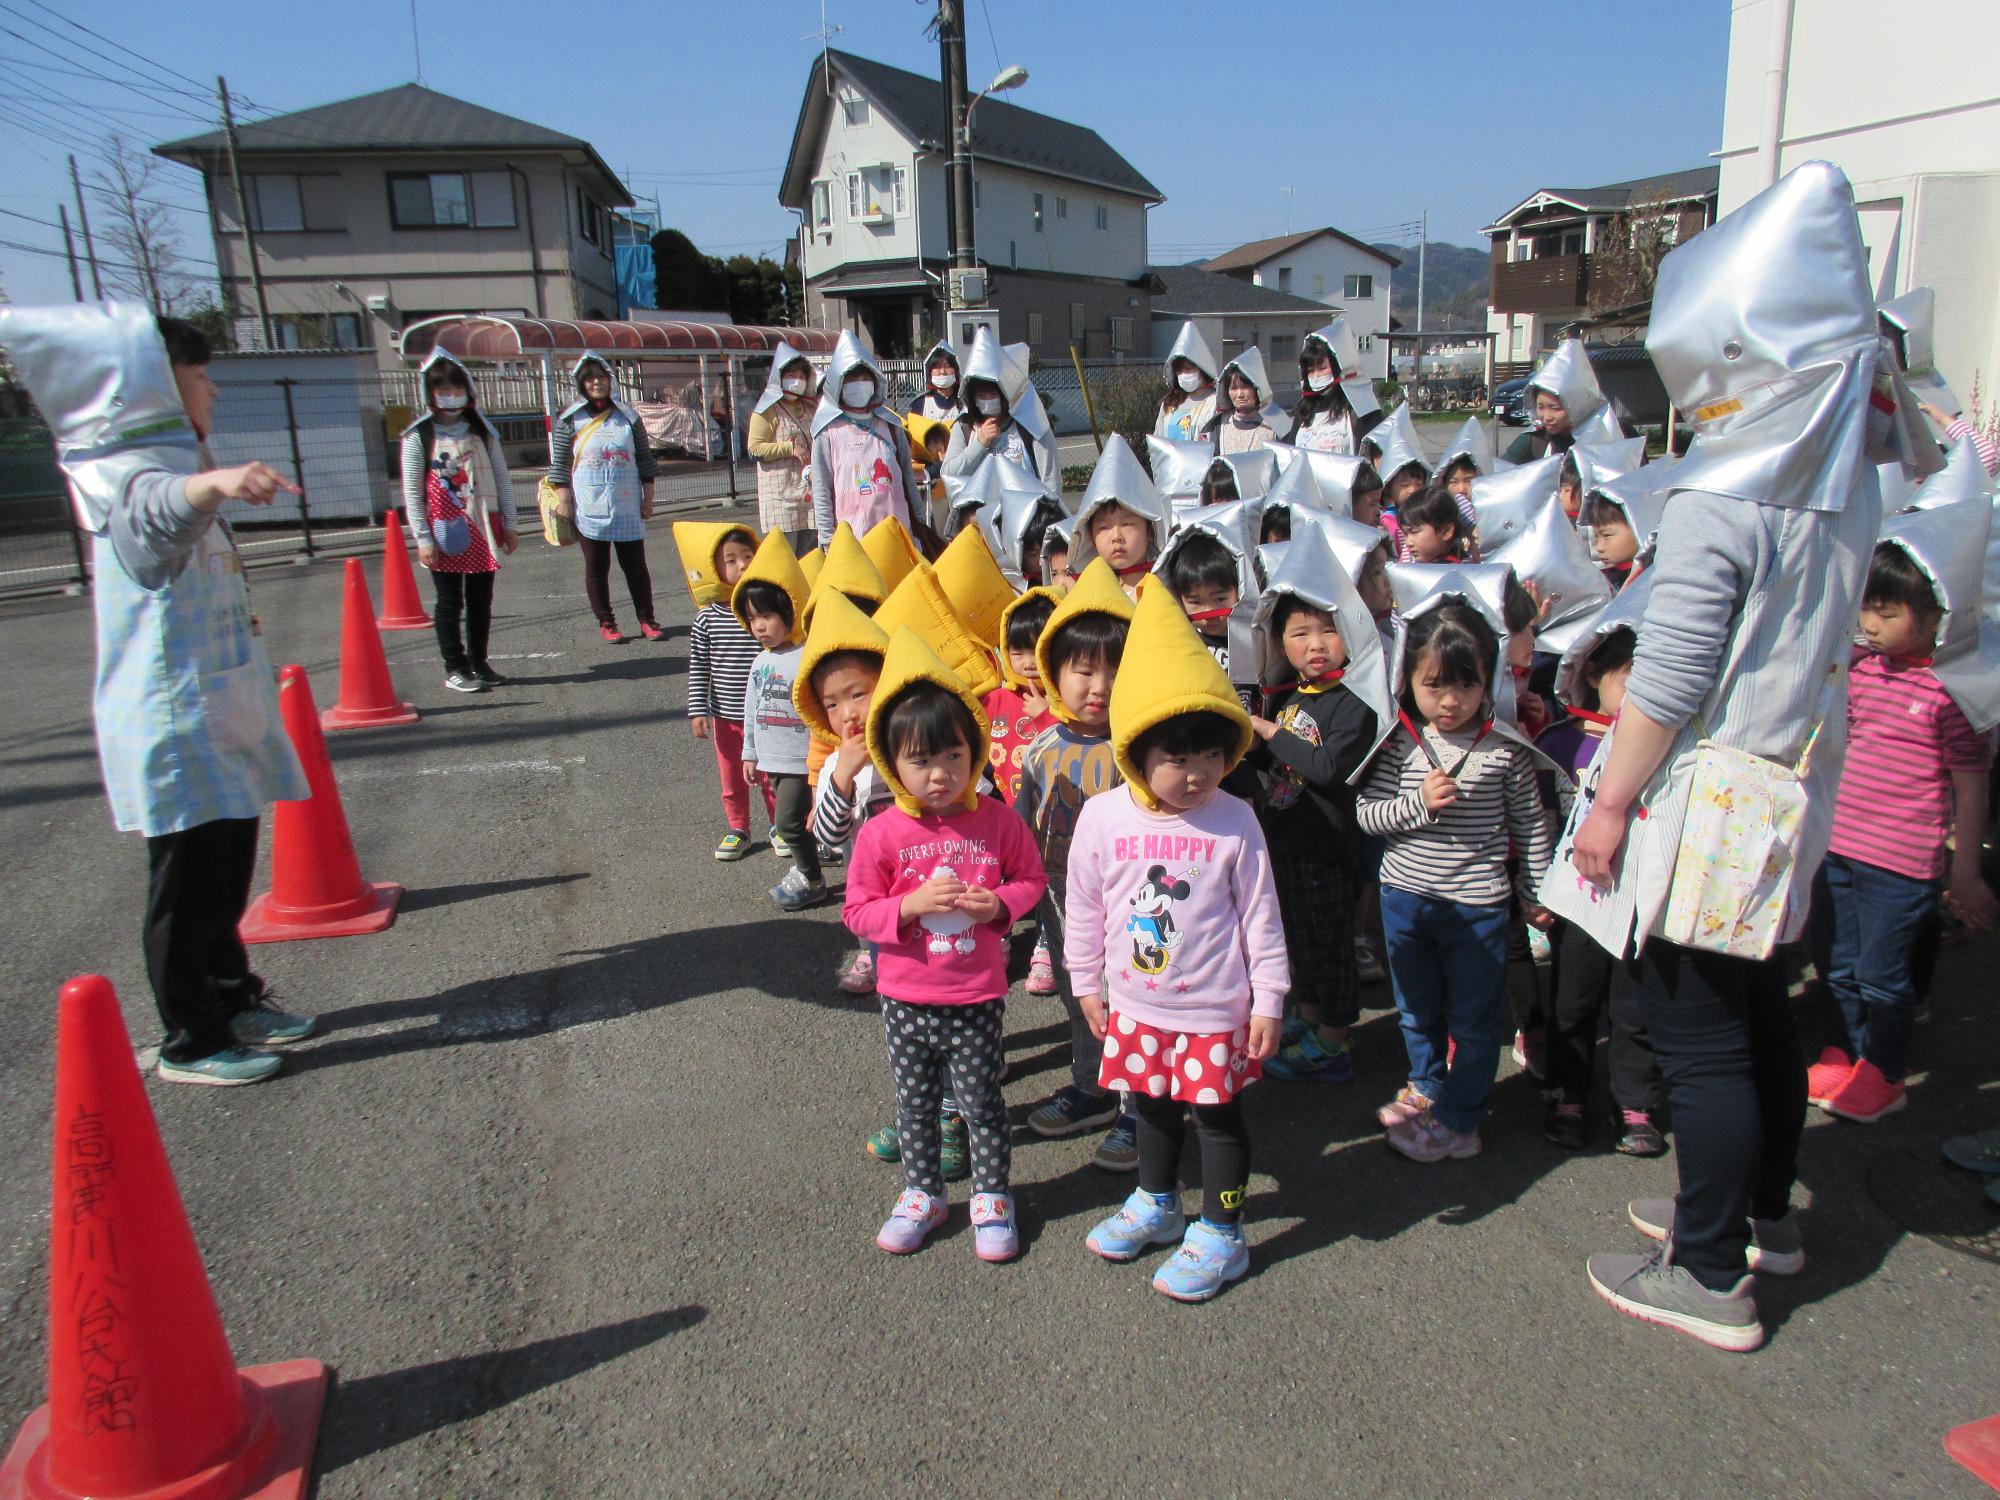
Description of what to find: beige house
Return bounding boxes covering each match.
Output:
[155,84,633,371]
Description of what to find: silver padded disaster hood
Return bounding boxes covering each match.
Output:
[1370,561,1551,762]
[1470,451,1565,550]
[976,481,1070,591]
[1483,496,1614,653]
[1070,432,1169,565]
[754,339,820,415]
[1301,317,1381,421]
[811,330,890,437]
[1162,320,1221,384]
[961,326,1052,445]
[558,353,641,427]
[1877,286,1961,418]
[1213,346,1294,439]
[1568,436,1645,497]
[1554,568,1657,710]
[1876,497,2000,732]
[1147,436,1216,503]
[1584,456,1679,566]
[1371,415,1429,488]
[1438,415,1495,476]
[946,448,1048,527]
[1261,448,1337,524]
[1526,338,1609,426]
[1155,498,1263,601]
[1246,522,1392,736]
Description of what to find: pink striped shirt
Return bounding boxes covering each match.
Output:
[1828,651,1993,881]
[1945,418,2000,478]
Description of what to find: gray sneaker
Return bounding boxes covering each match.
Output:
[1941,1126,2000,1175]
[1588,1247,1764,1352]
[444,669,487,693]
[770,867,827,912]
[157,1045,281,1087]
[1626,1198,1804,1276]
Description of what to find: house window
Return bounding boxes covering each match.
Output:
[1033,192,1044,232]
[841,95,870,126]
[271,312,363,349]
[1069,301,1085,337]
[245,173,344,232]
[973,176,981,209]
[1027,311,1044,344]
[1343,273,1373,299]
[1311,272,1325,297]
[1056,196,1067,220]
[892,167,908,216]
[1108,315,1132,351]
[1094,203,1108,231]
[846,172,863,218]
[811,180,832,228]
[388,170,515,229]
[1277,266,1292,292]
[577,187,606,246]
[1514,240,1532,262]
[1269,334,1296,364]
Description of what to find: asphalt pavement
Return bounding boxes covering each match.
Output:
[1,521,1996,1498]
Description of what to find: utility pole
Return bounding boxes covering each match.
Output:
[939,0,974,308]
[57,203,83,301]
[217,76,272,348]
[67,157,102,299]
[1414,209,1428,392]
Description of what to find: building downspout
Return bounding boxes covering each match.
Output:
[509,163,546,318]
[1757,0,1796,189]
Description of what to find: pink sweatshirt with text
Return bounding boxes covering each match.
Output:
[844,798,1048,1005]
[1063,785,1290,1033]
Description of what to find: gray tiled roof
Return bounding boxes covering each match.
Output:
[1538,166,1720,211]
[1148,264,1332,317]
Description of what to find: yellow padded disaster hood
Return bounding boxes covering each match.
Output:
[728,529,809,645]
[802,522,888,631]
[931,525,1015,650]
[865,627,992,817]
[791,585,890,744]
[861,514,924,595]
[875,565,1000,699]
[799,545,826,590]
[1035,557,1136,726]
[997,586,1061,688]
[673,519,756,610]
[1109,581,1254,810]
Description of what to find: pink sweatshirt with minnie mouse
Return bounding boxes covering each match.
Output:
[1063,784,1290,1033]
[844,799,1047,1005]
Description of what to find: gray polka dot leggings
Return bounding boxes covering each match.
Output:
[882,997,1010,1196]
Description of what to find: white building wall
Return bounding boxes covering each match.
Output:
[799,99,929,280]
[970,162,1148,280]
[1244,238,1394,377]
[1718,0,2000,405]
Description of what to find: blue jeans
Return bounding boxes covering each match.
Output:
[1380,886,1511,1134]
[1810,853,1938,1081]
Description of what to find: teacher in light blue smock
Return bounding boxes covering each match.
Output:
[548,353,661,643]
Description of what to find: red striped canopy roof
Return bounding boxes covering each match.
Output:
[399,316,843,360]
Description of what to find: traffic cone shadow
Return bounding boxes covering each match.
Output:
[376,510,431,630]
[0,975,327,1500]
[241,665,402,945]
[322,559,418,732]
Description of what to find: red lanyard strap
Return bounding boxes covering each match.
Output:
[1398,709,1491,778]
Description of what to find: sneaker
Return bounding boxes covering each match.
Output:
[1587,1247,1763,1352]
[228,995,316,1046]
[639,620,667,641]
[713,830,751,862]
[1614,1109,1668,1158]
[1544,1101,1588,1150]
[1354,936,1386,983]
[769,830,792,858]
[1376,1084,1432,1130]
[836,949,877,995]
[443,669,486,693]
[472,661,506,686]
[865,1124,900,1163]
[1086,1188,1187,1261]
[816,841,846,867]
[1092,1113,1140,1172]
[1526,924,1553,964]
[598,621,624,643]
[1280,1014,1310,1048]
[1626,1197,1804,1276]
[969,1192,1019,1262]
[770,868,827,912]
[1026,1085,1121,1138]
[940,1114,970,1182]
[1806,1045,1855,1107]
[1512,1027,1547,1080]
[1941,1126,2000,1174]
[1025,945,1057,995]
[874,1189,949,1254]
[1152,1220,1250,1303]
[1822,1058,1906,1124]
[1386,1108,1482,1163]
[157,1045,280,1087]
[1264,1030,1354,1083]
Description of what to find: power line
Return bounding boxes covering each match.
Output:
[16,0,225,103]
[0,233,215,277]
[0,12,216,113]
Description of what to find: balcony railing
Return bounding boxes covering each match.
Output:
[1491,253,1590,315]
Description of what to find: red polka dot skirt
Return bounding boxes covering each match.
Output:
[1096,1008,1261,1105]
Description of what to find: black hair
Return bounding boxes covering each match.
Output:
[1577,490,1621,528]
[882,679,981,763]
[1018,500,1062,575]
[717,526,756,553]
[1198,462,1240,505]
[1440,455,1478,484]
[1162,356,1211,410]
[1260,508,1291,543]
[1005,591,1057,654]
[736,580,795,630]
[1291,332,1353,427]
[847,590,879,617]
[926,349,960,376]
[1043,531,1070,560]
[1501,570,1540,634]
[1573,627,1637,711]
[1559,455,1581,489]
[808,647,882,692]
[1272,592,1338,638]
[155,316,211,367]
[963,377,1007,421]
[1160,532,1240,597]
[1862,541,1943,617]
[1129,709,1241,766]
[1045,610,1128,677]
[1350,460,1383,499]
[1399,602,1497,717]
[1398,483,1463,543]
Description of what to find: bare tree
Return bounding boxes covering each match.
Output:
[1587,197,1684,317]
[91,133,200,315]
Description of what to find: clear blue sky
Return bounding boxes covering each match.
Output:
[0,0,1733,308]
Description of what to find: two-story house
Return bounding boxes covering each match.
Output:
[155,84,633,370]
[1481,166,1718,383]
[1201,229,1398,378]
[778,49,1162,359]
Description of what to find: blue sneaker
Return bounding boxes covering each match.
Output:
[1086,1188,1186,1261]
[229,996,316,1046]
[770,868,827,911]
[156,1045,281,1087]
[1026,1085,1120,1138]
[1280,1015,1310,1048]
[1264,1031,1354,1083]
[1152,1220,1250,1302]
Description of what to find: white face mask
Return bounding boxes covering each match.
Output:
[781,374,808,395]
[433,392,469,412]
[1176,370,1203,393]
[975,396,1004,418]
[1307,371,1336,393]
[930,372,957,392]
[840,379,875,409]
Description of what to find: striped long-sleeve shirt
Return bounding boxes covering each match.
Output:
[1945,417,2000,478]
[1356,722,1553,906]
[686,603,760,721]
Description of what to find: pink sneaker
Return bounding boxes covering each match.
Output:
[1822,1058,1906,1123]
[1025,944,1057,995]
[875,1189,949,1253]
[1806,1046,1854,1107]
[969,1192,1019,1261]
[1512,1028,1547,1080]
[1386,1109,1483,1163]
[837,949,876,995]
[1376,1084,1432,1130]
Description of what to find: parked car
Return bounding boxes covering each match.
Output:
[1491,376,1532,426]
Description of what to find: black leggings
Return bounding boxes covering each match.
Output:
[144,816,260,1062]
[431,569,494,673]
[1545,919,1662,1114]
[578,537,655,626]
[1133,1092,1249,1224]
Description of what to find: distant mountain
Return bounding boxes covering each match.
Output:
[1373,242,1490,331]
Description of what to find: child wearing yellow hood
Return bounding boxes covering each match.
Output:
[843,629,1047,1261]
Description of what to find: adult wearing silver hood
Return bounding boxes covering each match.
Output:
[1567,161,1933,1353]
[1293,318,1384,456]
[1203,346,1294,453]
[1502,338,1618,464]
[548,354,662,643]
[909,339,965,425]
[1155,320,1220,442]
[747,341,819,551]
[809,330,922,548]
[0,303,315,1087]
[402,349,521,692]
[939,328,1059,487]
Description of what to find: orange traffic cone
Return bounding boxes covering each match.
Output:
[1947,1414,2000,1489]
[0,976,327,1500]
[321,559,418,732]
[241,664,402,944]
[376,510,430,630]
